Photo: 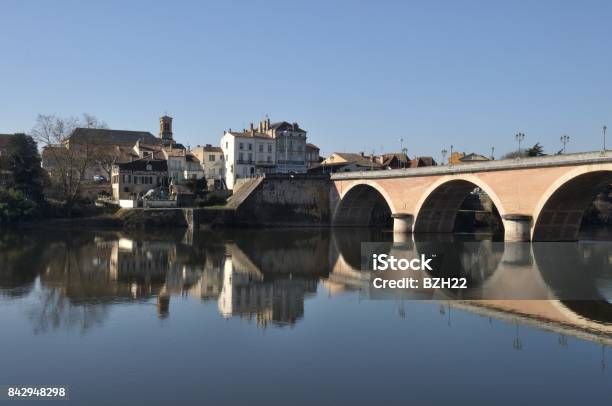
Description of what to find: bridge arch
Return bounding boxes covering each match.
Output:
[532,166,612,241]
[413,175,506,234]
[333,182,394,227]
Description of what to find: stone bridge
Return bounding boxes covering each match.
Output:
[330,151,612,241]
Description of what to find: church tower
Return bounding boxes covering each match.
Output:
[159,115,173,141]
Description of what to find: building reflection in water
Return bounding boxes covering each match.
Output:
[2,227,612,342]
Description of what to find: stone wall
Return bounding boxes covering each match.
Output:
[233,174,331,226]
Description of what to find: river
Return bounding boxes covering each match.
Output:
[1,226,612,405]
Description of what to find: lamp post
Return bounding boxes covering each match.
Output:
[491,146,495,160]
[441,148,448,166]
[515,132,525,158]
[560,134,570,154]
[604,126,608,153]
[449,145,454,166]
[399,138,404,168]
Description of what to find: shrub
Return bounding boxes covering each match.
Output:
[0,189,39,224]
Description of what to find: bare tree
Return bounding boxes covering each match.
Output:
[93,145,121,179]
[32,114,107,207]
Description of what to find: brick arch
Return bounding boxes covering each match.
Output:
[413,175,506,233]
[333,181,395,227]
[532,166,612,241]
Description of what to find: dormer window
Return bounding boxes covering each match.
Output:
[146,164,152,171]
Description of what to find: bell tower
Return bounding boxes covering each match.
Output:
[159,115,173,141]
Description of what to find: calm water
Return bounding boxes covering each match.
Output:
[1,227,612,405]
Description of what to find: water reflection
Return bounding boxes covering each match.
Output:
[2,227,612,339]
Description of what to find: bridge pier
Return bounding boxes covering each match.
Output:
[392,213,414,234]
[502,214,532,242]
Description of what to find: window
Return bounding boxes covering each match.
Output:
[259,144,263,153]
[248,153,253,162]
[239,152,244,161]
[146,164,152,171]
[226,142,228,148]
[209,155,215,162]
[248,143,252,151]
[267,155,271,163]
[239,142,244,150]
[268,144,272,153]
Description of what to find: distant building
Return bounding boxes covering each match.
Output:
[377,152,409,169]
[258,119,308,173]
[305,143,321,168]
[220,128,276,190]
[448,151,464,165]
[184,153,205,181]
[42,127,158,180]
[448,151,491,165]
[111,159,168,201]
[409,156,437,168]
[458,153,490,163]
[192,144,225,189]
[310,152,383,173]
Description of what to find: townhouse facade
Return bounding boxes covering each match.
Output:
[220,128,276,190]
[192,144,225,189]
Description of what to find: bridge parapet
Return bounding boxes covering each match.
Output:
[331,151,612,180]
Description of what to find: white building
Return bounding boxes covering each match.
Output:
[220,127,276,190]
[192,144,225,189]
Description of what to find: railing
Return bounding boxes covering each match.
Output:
[331,150,612,180]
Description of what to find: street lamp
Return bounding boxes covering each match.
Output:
[560,134,570,154]
[515,132,525,158]
[399,138,405,168]
[491,147,495,160]
[441,148,448,165]
[604,126,608,153]
[449,145,454,166]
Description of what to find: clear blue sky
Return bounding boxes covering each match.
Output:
[1,0,611,159]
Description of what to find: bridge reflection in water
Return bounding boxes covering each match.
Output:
[1,227,612,343]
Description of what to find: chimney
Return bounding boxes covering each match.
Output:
[359,151,364,157]
[249,122,254,132]
[266,118,270,131]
